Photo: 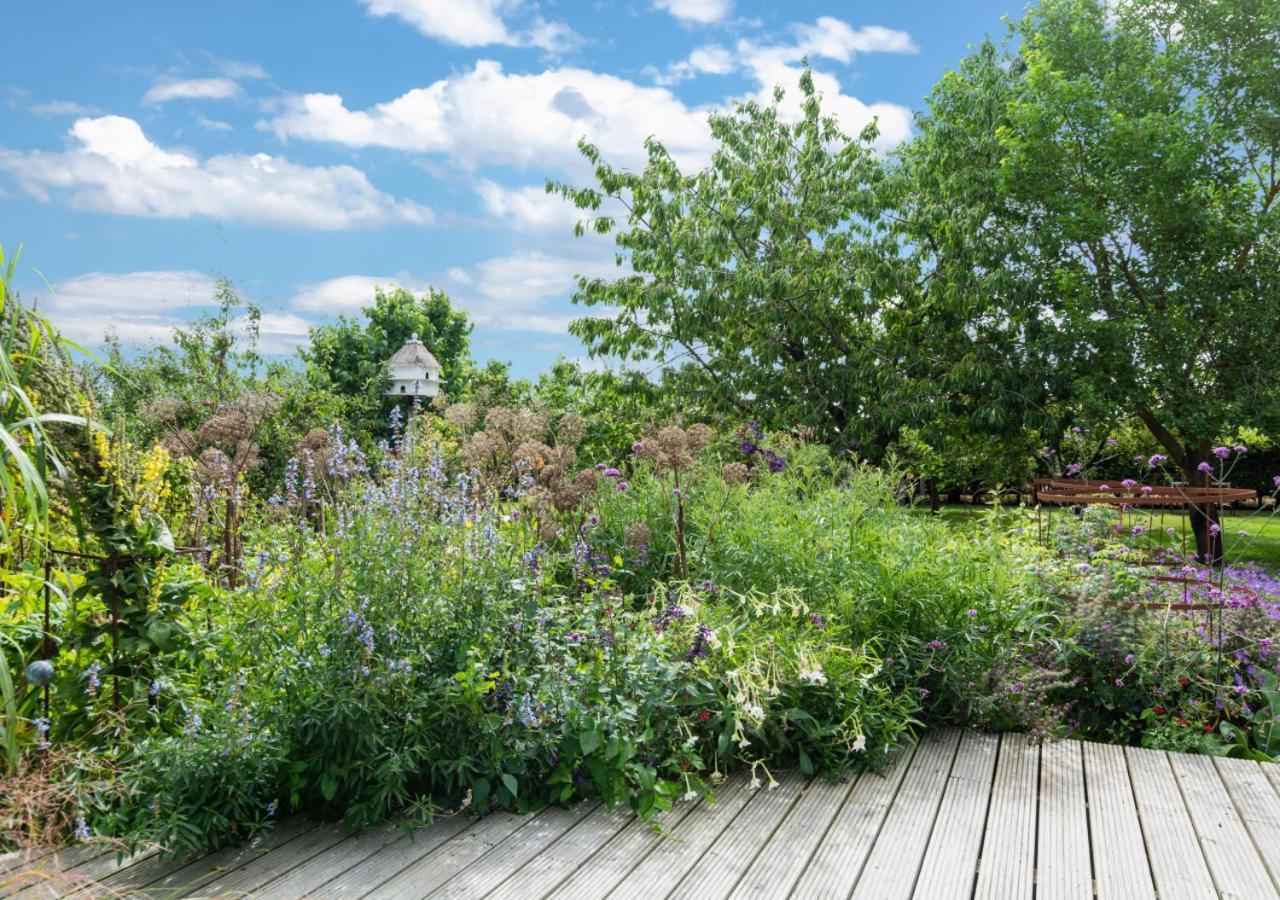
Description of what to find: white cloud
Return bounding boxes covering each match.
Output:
[215,59,268,80]
[654,0,733,25]
[195,115,234,132]
[289,274,427,314]
[289,250,618,336]
[791,19,918,61]
[263,60,717,173]
[143,77,242,104]
[37,270,216,346]
[30,99,99,117]
[735,18,918,147]
[653,44,735,85]
[0,115,432,229]
[242,311,313,354]
[477,180,585,233]
[359,0,577,52]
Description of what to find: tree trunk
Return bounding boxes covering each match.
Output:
[1135,406,1222,564]
[926,477,941,513]
[1184,446,1223,566]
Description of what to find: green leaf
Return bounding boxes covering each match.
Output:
[580,729,603,755]
[501,773,518,798]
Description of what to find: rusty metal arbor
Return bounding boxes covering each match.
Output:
[1033,477,1258,563]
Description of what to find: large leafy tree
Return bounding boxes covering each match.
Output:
[900,0,1280,557]
[302,286,472,437]
[552,72,919,456]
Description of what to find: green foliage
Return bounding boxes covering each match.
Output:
[899,0,1280,482]
[302,286,472,438]
[551,72,916,457]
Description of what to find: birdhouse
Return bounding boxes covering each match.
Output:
[385,334,442,398]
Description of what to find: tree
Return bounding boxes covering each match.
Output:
[899,0,1280,559]
[302,286,472,439]
[551,72,919,457]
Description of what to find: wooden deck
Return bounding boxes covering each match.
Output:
[5,729,1280,899]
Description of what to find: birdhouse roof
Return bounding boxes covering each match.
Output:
[386,334,441,369]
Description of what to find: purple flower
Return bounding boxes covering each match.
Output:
[603,467,621,478]
[809,613,825,629]
[631,441,645,453]
[1147,454,1167,469]
[966,608,978,617]
[1212,446,1231,459]
[1209,523,1221,536]
[1131,525,1146,535]
[1233,444,1248,455]
[1066,463,1082,476]
[739,440,757,455]
[615,481,629,491]
[1121,478,1138,490]
[1197,461,1213,474]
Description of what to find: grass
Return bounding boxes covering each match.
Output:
[919,503,1280,572]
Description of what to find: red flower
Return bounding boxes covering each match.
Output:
[698,711,710,722]
[1178,677,1189,687]
[1204,723,1213,731]
[1152,706,1165,715]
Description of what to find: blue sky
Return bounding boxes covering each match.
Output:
[1,0,1022,377]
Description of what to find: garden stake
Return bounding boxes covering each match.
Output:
[43,557,52,729]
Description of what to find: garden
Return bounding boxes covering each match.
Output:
[2,0,1279,877]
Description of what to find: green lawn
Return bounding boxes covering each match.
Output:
[919,503,1280,572]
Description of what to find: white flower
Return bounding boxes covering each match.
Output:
[750,775,762,790]
[852,733,867,753]
[798,667,827,685]
[705,629,721,649]
[682,790,698,802]
[743,703,766,722]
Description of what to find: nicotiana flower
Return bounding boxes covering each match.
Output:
[798,666,828,685]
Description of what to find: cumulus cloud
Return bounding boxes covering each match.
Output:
[289,274,428,314]
[142,77,243,104]
[477,180,586,233]
[359,0,577,52]
[653,0,733,25]
[39,270,314,352]
[653,44,735,85]
[0,115,432,229]
[36,270,216,346]
[263,61,717,173]
[735,18,918,147]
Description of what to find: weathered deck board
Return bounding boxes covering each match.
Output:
[485,803,634,900]
[973,733,1039,900]
[607,777,753,900]
[913,730,997,900]
[1034,739,1091,900]
[543,797,700,900]
[247,821,416,899]
[25,734,1280,900]
[1124,745,1217,899]
[789,742,916,899]
[358,811,529,900]
[1169,751,1280,899]
[543,797,703,900]
[1082,739,1157,899]
[667,770,805,900]
[427,802,598,899]
[849,726,961,900]
[1214,756,1280,892]
[727,773,853,899]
